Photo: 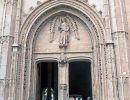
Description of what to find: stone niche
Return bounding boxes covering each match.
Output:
[34,14,92,54]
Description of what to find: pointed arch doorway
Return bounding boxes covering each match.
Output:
[19,1,106,100]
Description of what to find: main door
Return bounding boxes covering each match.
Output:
[36,60,92,100]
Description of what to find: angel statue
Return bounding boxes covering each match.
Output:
[50,15,80,48]
[58,18,70,48]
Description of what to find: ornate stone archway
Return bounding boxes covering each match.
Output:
[17,0,108,100]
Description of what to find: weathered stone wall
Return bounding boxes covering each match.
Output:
[125,0,130,71]
[0,0,4,36]
[0,0,103,37]
[22,0,103,14]
[125,0,130,32]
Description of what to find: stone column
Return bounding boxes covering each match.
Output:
[109,0,130,99]
[103,0,118,99]
[0,36,13,100]
[0,0,17,99]
[58,53,69,100]
[112,31,130,100]
[8,44,19,100]
[9,0,22,99]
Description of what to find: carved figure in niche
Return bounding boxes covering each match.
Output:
[50,15,80,48]
[59,18,70,48]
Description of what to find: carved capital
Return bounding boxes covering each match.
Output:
[60,84,67,90]
[59,53,67,65]
[0,35,14,44]
[105,41,114,46]
[12,43,21,51]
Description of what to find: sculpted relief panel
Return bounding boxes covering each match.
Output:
[34,14,92,53]
[50,15,80,48]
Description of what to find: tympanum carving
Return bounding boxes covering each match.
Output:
[50,15,80,48]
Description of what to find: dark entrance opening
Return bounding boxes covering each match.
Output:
[69,61,92,100]
[37,62,58,100]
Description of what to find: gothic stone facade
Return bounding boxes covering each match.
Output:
[0,0,130,100]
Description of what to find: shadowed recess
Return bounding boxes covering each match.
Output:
[69,61,92,100]
[37,62,58,100]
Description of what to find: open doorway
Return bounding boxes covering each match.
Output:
[37,62,58,100]
[69,61,92,100]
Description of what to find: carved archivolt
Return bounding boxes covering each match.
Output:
[18,0,106,100]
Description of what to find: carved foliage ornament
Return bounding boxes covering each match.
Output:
[50,15,80,48]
